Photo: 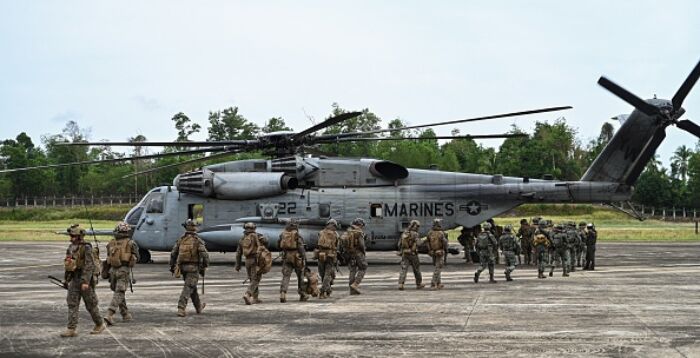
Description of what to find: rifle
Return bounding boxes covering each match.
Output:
[129,267,135,293]
[201,274,205,295]
[48,275,67,290]
[84,205,100,252]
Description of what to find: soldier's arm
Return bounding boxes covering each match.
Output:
[297,234,306,256]
[81,243,95,285]
[197,238,210,267]
[359,232,367,253]
[131,240,140,262]
[235,241,243,268]
[169,239,180,268]
[259,234,269,248]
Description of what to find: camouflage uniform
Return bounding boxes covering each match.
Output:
[532,226,550,279]
[426,219,448,289]
[457,227,475,263]
[565,223,580,273]
[548,225,570,277]
[343,218,368,295]
[474,223,498,283]
[317,219,339,298]
[577,222,587,267]
[398,220,425,290]
[584,224,597,270]
[104,222,140,326]
[499,226,519,281]
[236,222,269,304]
[170,219,209,317]
[61,224,104,337]
[279,221,308,302]
[517,219,534,265]
[486,219,502,264]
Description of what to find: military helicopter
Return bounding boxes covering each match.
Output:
[3,60,699,263]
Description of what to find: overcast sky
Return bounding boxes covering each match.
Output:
[1,1,699,167]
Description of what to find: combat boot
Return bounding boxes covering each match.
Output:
[253,295,263,304]
[319,292,327,299]
[299,293,309,302]
[90,323,106,335]
[122,312,132,322]
[549,271,553,277]
[398,283,405,291]
[196,303,206,314]
[563,271,569,277]
[435,283,444,290]
[60,329,77,338]
[505,272,513,282]
[103,309,116,326]
[280,292,287,303]
[570,266,576,272]
[489,273,497,283]
[243,293,253,305]
[474,272,480,283]
[350,282,361,295]
[177,307,186,317]
[416,283,425,290]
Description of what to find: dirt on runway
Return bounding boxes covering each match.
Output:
[1,241,699,357]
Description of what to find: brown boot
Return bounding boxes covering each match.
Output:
[90,323,106,335]
[253,296,263,304]
[280,292,287,303]
[196,303,206,314]
[60,329,77,338]
[299,293,309,302]
[416,283,425,290]
[319,292,327,299]
[398,284,404,291]
[103,309,116,326]
[436,283,444,290]
[177,307,186,317]
[243,293,253,305]
[121,312,133,322]
[350,282,361,295]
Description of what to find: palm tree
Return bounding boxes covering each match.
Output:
[671,145,692,182]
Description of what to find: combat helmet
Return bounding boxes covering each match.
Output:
[579,221,587,227]
[286,218,299,230]
[326,218,338,228]
[432,218,442,228]
[351,218,366,227]
[67,224,86,238]
[482,221,492,231]
[182,219,197,232]
[409,220,421,230]
[244,222,256,232]
[520,218,528,225]
[504,224,513,233]
[113,222,130,239]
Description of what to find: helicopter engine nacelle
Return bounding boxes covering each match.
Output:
[175,169,298,200]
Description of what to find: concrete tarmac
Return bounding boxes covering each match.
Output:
[1,241,700,357]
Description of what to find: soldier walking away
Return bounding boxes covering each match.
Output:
[548,224,570,277]
[474,222,498,283]
[426,219,448,290]
[565,222,580,273]
[236,222,269,305]
[317,219,339,299]
[278,219,308,303]
[60,224,105,337]
[342,218,368,295]
[517,219,534,265]
[577,222,587,268]
[170,219,209,317]
[103,222,139,326]
[457,227,475,263]
[584,223,597,270]
[486,219,502,264]
[499,225,519,281]
[532,223,550,279]
[398,220,425,290]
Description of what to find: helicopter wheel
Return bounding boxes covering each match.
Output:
[138,248,152,264]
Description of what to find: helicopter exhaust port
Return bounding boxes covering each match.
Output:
[174,169,297,200]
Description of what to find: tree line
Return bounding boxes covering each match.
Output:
[1,103,699,209]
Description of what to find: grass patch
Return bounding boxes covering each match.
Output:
[0,205,131,221]
[0,220,116,241]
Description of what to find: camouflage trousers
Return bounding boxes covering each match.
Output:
[245,258,262,298]
[475,249,495,276]
[430,254,445,286]
[568,248,577,271]
[66,278,102,329]
[522,245,533,265]
[503,251,517,275]
[348,252,367,286]
[280,260,306,295]
[399,254,422,285]
[549,247,570,275]
[108,266,130,315]
[178,266,202,310]
[535,247,548,273]
[585,246,596,269]
[318,256,336,295]
[577,246,585,267]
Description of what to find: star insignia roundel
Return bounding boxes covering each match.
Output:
[466,200,481,215]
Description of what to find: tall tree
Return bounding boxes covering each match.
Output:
[172,112,201,142]
[207,107,259,140]
[43,121,90,195]
[262,117,292,133]
[0,133,51,197]
[671,145,692,182]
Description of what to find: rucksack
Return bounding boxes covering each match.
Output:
[427,230,445,251]
[176,235,199,264]
[107,238,133,268]
[256,239,272,274]
[279,231,298,250]
[476,232,491,250]
[318,229,338,250]
[240,233,258,257]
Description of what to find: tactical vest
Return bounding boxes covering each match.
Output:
[533,232,549,248]
[500,234,516,252]
[318,229,338,250]
[566,230,579,246]
[279,230,299,251]
[107,238,133,268]
[176,234,200,264]
[427,230,445,252]
[64,244,85,272]
[256,242,272,274]
[240,232,258,257]
[476,232,492,250]
[551,233,566,248]
[400,231,418,255]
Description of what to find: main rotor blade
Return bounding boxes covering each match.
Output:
[121,150,241,178]
[677,119,700,138]
[597,77,659,116]
[314,106,571,141]
[292,111,363,140]
[57,140,256,147]
[322,133,528,142]
[0,147,227,174]
[672,59,700,111]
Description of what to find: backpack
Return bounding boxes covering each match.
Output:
[552,233,565,248]
[279,230,298,250]
[318,229,338,250]
[107,238,133,268]
[476,232,491,250]
[176,235,199,264]
[427,230,445,251]
[256,238,272,274]
[240,233,258,257]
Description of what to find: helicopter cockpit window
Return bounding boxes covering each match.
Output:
[125,207,143,226]
[146,193,164,214]
[319,204,330,218]
[370,203,383,218]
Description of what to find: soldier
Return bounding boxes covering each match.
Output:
[398,220,425,290]
[548,224,570,277]
[278,219,308,303]
[457,227,475,263]
[516,219,534,265]
[584,223,597,270]
[486,218,502,264]
[103,222,139,326]
[532,222,550,279]
[577,222,587,267]
[499,225,519,281]
[60,224,105,337]
[235,222,269,305]
[342,218,368,295]
[426,218,448,290]
[474,222,498,283]
[565,222,580,273]
[170,219,209,317]
[317,218,339,298]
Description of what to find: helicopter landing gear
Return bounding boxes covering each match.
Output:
[138,248,152,264]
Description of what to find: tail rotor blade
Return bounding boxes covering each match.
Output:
[597,77,659,116]
[677,119,700,138]
[672,59,700,111]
